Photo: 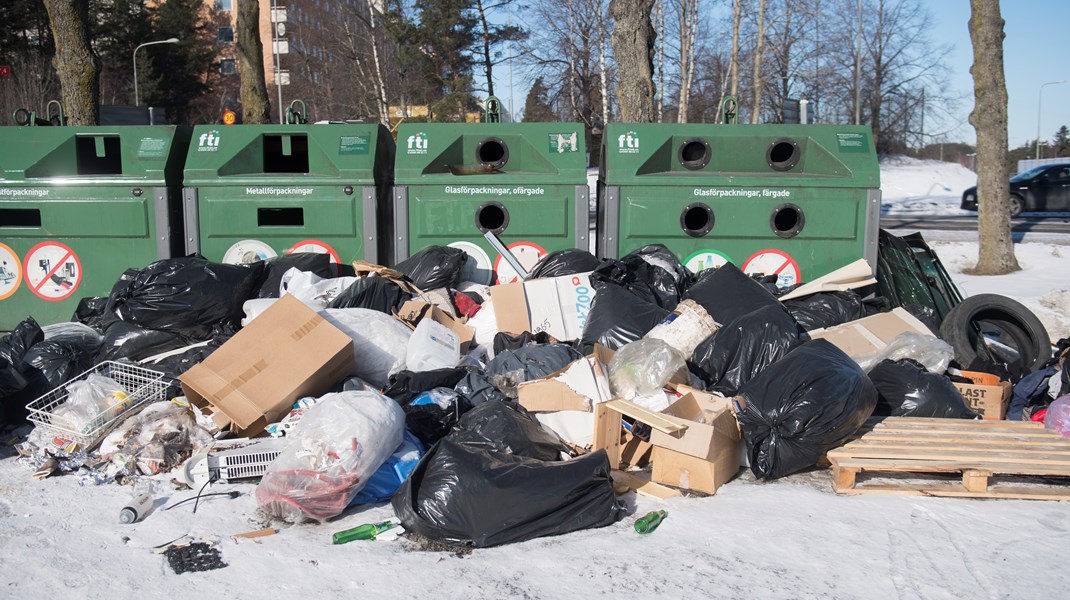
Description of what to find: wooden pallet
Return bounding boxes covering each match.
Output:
[827,417,1070,500]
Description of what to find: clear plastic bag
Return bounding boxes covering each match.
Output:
[608,338,688,400]
[856,332,954,374]
[52,374,131,434]
[279,267,357,307]
[255,390,405,523]
[406,318,461,372]
[1045,395,1070,437]
[320,308,411,387]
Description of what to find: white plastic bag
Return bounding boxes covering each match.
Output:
[52,374,131,434]
[406,318,460,372]
[856,332,954,374]
[467,299,500,359]
[321,308,410,387]
[609,338,689,400]
[255,390,405,523]
[280,267,357,307]
[643,299,719,357]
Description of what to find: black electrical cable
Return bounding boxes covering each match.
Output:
[164,475,240,513]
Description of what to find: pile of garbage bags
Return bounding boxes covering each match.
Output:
[2,230,1066,549]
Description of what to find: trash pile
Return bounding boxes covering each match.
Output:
[2,230,1068,559]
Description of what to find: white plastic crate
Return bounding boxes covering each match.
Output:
[26,361,169,450]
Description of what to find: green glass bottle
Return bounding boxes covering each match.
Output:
[633,510,668,534]
[332,520,397,544]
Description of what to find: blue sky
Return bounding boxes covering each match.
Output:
[929,1,1070,149]
[491,1,1069,150]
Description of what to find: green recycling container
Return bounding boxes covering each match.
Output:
[182,124,394,266]
[0,125,190,330]
[598,123,881,286]
[393,123,590,284]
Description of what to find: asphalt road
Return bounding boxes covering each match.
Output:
[880,214,1070,234]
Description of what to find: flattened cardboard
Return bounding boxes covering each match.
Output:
[489,272,596,341]
[394,299,475,353]
[179,295,355,437]
[516,345,613,413]
[954,370,1013,420]
[807,307,933,358]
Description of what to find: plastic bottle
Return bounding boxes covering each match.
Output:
[332,520,397,544]
[406,319,460,372]
[119,492,154,524]
[633,510,668,534]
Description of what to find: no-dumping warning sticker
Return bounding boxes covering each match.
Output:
[24,241,81,301]
[494,241,547,285]
[0,242,23,300]
[289,239,341,264]
[742,249,802,288]
[684,249,732,273]
[448,241,494,286]
[223,239,277,265]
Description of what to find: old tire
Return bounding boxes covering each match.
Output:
[940,294,1051,372]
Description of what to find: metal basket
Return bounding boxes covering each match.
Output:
[26,361,170,451]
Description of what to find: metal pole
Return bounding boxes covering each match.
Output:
[133,38,179,107]
[854,0,862,125]
[508,52,514,123]
[1037,80,1066,160]
[272,0,284,123]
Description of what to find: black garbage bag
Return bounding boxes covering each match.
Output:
[253,252,334,298]
[683,262,782,327]
[106,256,262,339]
[689,304,805,396]
[868,359,978,418]
[446,400,567,461]
[327,277,407,313]
[529,249,601,279]
[147,341,224,379]
[737,339,878,480]
[403,390,473,448]
[0,317,44,385]
[580,285,670,352]
[455,344,583,405]
[392,440,620,548]
[73,296,110,329]
[382,367,472,406]
[394,246,467,290]
[785,291,866,331]
[98,321,191,362]
[1,318,45,425]
[22,340,98,390]
[492,331,560,355]
[590,244,688,310]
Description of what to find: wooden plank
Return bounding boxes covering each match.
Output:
[829,447,1070,467]
[827,456,1070,478]
[843,439,1070,455]
[962,469,989,493]
[877,417,1044,429]
[835,482,1070,501]
[603,399,688,434]
[610,469,682,499]
[832,465,857,492]
[593,402,622,470]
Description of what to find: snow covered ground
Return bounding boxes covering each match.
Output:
[1,156,1068,598]
[880,155,977,216]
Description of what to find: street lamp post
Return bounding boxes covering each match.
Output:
[1036,80,1066,160]
[133,38,180,107]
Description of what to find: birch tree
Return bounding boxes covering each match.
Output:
[42,0,99,125]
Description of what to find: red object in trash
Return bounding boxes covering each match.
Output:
[453,290,482,318]
[255,469,361,523]
[1031,408,1048,423]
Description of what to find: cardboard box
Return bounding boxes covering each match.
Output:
[180,295,355,437]
[490,272,596,341]
[953,370,1013,420]
[394,299,474,353]
[650,392,742,463]
[516,345,613,413]
[807,307,933,358]
[652,446,737,496]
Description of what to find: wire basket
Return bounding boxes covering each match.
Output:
[26,361,170,451]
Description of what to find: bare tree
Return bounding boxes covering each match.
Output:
[728,0,742,99]
[748,0,766,123]
[42,0,99,125]
[609,0,657,122]
[236,0,270,123]
[673,0,700,122]
[968,0,1017,274]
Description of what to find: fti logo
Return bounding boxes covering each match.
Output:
[406,131,428,154]
[197,129,221,152]
[618,130,639,154]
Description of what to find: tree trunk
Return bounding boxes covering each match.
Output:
[598,10,610,127]
[655,0,664,122]
[729,0,742,99]
[476,0,495,97]
[749,0,767,124]
[609,0,657,123]
[42,0,99,125]
[237,0,271,124]
[677,0,698,123]
[968,0,1018,274]
[366,0,390,126]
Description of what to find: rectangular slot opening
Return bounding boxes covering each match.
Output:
[76,135,123,175]
[258,207,304,227]
[0,208,43,227]
[264,134,310,173]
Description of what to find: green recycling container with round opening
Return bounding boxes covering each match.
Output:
[182,123,394,267]
[597,123,881,286]
[0,125,190,331]
[392,123,590,285]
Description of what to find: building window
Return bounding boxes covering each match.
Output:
[215,0,232,10]
[220,58,236,75]
[217,27,233,43]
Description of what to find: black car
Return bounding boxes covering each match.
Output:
[961,163,1070,217]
